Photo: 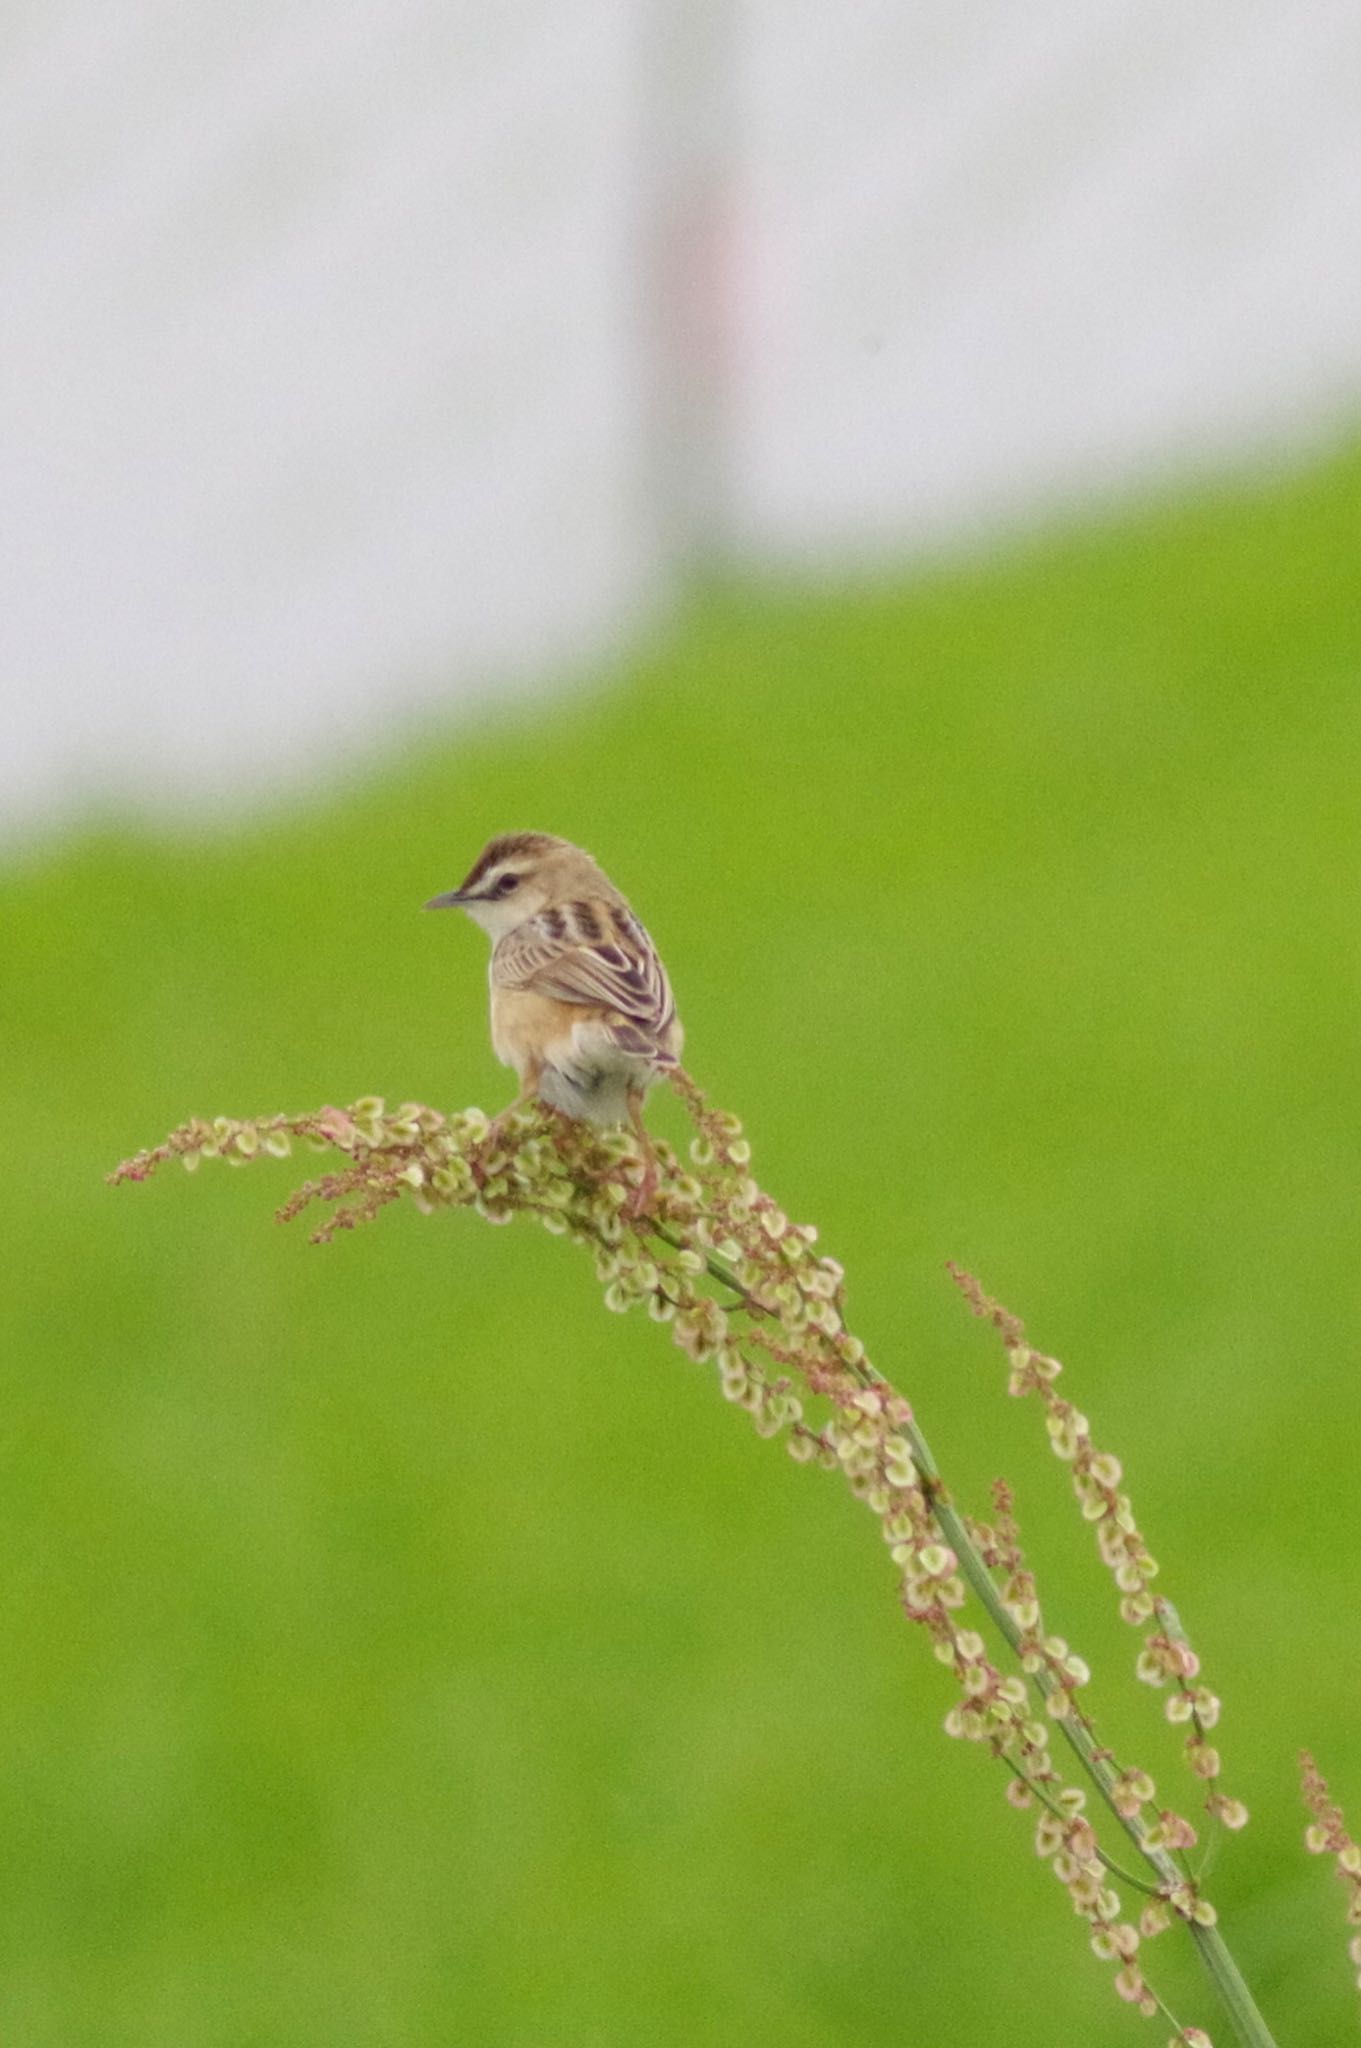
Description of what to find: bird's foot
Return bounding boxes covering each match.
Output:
[470,1095,567,1188]
[622,1159,659,1223]
[468,1110,518,1189]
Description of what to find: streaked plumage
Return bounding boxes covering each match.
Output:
[425,834,683,1206]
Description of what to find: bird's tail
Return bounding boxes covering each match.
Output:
[606,1021,678,1070]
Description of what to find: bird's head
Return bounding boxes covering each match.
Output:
[425,833,608,939]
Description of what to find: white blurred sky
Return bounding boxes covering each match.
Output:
[2,3,1359,833]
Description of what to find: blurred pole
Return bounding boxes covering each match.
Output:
[639,3,737,568]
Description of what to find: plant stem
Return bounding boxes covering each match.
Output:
[649,1220,758,1307]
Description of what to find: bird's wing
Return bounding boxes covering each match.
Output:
[494,899,678,1054]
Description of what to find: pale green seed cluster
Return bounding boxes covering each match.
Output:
[978,1489,1213,1860]
[962,1481,1229,2026]
[999,1334,1244,1830]
[1300,1751,1361,1994]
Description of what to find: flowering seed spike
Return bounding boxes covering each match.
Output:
[949,1268,1247,1837]
[111,1087,1280,2046]
[1300,1752,1361,2001]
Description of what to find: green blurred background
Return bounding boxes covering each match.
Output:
[2,444,1358,2046]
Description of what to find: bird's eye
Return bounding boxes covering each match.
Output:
[493,872,520,898]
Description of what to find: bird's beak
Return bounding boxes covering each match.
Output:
[423,887,469,910]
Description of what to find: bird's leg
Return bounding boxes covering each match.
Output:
[472,1065,542,1186]
[623,1087,660,1219]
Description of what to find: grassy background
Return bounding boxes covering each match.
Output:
[2,444,1357,2045]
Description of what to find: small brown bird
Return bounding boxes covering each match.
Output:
[425,833,683,1212]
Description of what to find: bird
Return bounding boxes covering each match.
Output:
[425,833,683,1214]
